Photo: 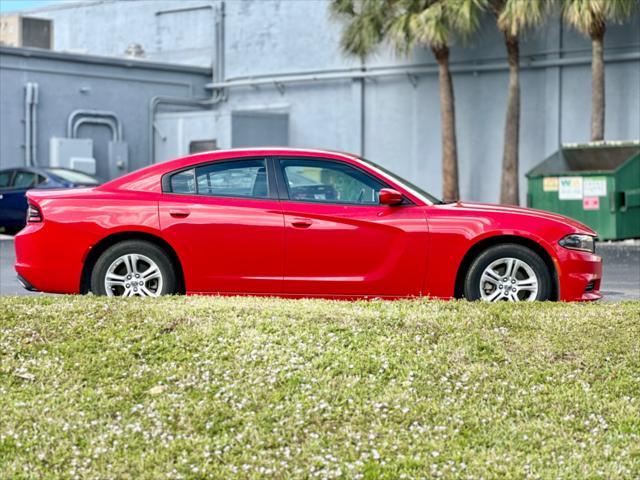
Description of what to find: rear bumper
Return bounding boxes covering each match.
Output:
[16,273,38,292]
[556,248,602,301]
[14,223,84,294]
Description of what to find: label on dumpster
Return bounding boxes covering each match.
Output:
[583,177,607,197]
[543,177,559,192]
[583,196,600,210]
[559,176,583,200]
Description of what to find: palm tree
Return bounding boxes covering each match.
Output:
[562,0,637,141]
[331,0,484,202]
[486,0,551,205]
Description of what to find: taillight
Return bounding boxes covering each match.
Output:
[27,203,42,223]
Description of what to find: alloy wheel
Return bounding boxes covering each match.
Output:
[104,253,163,297]
[479,257,538,302]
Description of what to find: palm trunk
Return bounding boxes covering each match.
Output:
[500,33,520,206]
[590,28,605,141]
[433,46,459,202]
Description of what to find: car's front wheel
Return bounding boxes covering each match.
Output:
[90,240,177,297]
[464,244,552,302]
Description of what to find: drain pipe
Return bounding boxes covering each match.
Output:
[31,83,39,166]
[149,1,226,164]
[24,83,33,167]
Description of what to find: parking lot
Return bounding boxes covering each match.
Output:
[1,235,637,300]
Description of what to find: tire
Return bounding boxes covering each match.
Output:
[463,243,552,302]
[90,240,177,297]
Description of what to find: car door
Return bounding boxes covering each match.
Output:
[159,157,285,294]
[276,157,429,297]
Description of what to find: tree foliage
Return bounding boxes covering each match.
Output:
[562,0,637,37]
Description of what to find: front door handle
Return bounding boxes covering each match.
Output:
[169,209,190,218]
[291,218,312,228]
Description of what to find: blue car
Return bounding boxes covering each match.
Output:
[0,167,100,233]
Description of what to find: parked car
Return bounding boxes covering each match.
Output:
[14,148,602,301]
[0,167,99,233]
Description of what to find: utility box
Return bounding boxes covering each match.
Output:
[0,16,53,49]
[50,137,96,175]
[527,142,640,240]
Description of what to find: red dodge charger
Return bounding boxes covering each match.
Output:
[14,148,602,301]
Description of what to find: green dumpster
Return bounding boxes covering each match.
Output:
[526,142,640,240]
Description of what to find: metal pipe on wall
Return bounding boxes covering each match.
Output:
[148,96,211,165]
[148,1,227,164]
[205,51,640,90]
[24,83,33,167]
[31,83,38,166]
[72,117,119,142]
[67,109,123,140]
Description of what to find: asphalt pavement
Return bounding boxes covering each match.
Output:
[1,235,638,300]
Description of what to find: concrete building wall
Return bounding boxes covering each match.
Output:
[3,0,639,203]
[0,47,210,177]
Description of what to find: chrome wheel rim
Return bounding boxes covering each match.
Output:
[479,257,538,302]
[104,253,163,297]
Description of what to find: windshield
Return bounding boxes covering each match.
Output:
[46,168,99,185]
[358,157,443,204]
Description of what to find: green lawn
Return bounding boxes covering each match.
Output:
[1,297,639,479]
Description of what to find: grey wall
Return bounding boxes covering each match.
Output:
[0,47,210,175]
[21,0,218,66]
[3,0,639,203]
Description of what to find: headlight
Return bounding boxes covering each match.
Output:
[559,234,595,253]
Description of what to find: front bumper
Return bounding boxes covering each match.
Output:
[556,248,602,301]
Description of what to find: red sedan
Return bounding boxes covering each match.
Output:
[14,148,602,301]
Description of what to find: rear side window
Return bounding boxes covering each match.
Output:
[169,159,268,199]
[0,171,12,188]
[170,169,196,194]
[13,171,37,188]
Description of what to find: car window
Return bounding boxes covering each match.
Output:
[169,159,269,199]
[170,169,196,194]
[0,171,12,188]
[46,168,98,185]
[13,171,37,188]
[281,159,384,205]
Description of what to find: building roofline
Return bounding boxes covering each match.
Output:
[0,45,212,75]
[0,45,211,75]
[1,0,125,15]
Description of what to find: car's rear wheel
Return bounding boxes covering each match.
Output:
[464,244,552,302]
[90,240,177,297]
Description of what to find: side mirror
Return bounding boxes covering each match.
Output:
[379,188,403,206]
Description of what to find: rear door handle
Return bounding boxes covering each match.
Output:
[169,209,190,218]
[291,218,312,228]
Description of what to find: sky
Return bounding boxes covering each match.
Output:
[0,0,65,12]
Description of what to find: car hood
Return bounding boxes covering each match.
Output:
[445,201,597,236]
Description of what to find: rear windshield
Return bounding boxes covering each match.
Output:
[46,168,99,185]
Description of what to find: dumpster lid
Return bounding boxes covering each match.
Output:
[526,141,640,177]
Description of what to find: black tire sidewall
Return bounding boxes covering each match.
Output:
[464,244,552,301]
[90,240,176,296]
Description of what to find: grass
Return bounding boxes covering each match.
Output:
[1,297,639,479]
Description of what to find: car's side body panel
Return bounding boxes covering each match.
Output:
[159,194,285,294]
[280,201,429,297]
[15,189,161,293]
[423,202,602,300]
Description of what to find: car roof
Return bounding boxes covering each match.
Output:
[100,147,362,193]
